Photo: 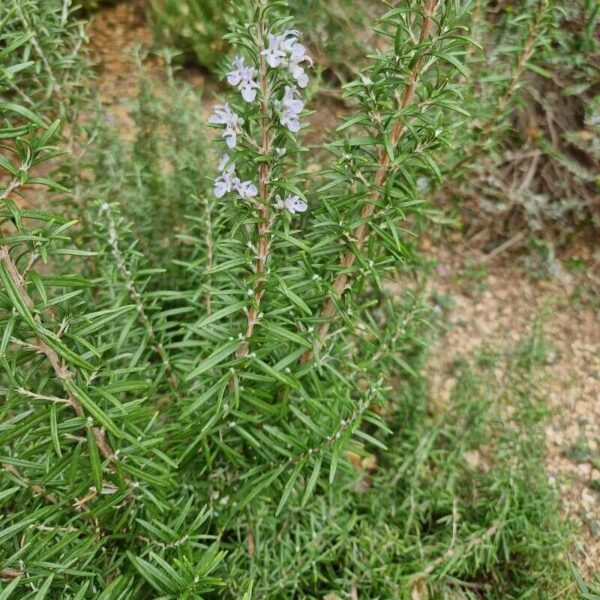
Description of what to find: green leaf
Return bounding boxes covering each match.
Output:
[0,102,46,127]
[47,404,62,457]
[431,51,468,77]
[28,177,70,193]
[33,575,54,600]
[190,301,246,331]
[301,455,322,506]
[64,382,122,438]
[0,315,15,356]
[127,553,176,594]
[276,462,302,515]
[275,276,311,316]
[39,330,94,371]
[254,358,299,388]
[0,577,22,600]
[0,262,37,329]
[185,340,239,381]
[0,508,53,545]
[0,156,17,176]
[87,427,103,493]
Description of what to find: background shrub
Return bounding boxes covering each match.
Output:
[149,0,382,78]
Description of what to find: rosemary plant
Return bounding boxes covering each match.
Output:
[1,0,574,597]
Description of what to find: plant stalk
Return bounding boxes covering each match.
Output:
[1,180,118,467]
[301,0,439,363]
[237,14,273,358]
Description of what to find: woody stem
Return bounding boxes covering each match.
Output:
[301,0,439,363]
[237,13,272,359]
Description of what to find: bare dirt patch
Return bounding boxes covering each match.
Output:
[425,239,600,575]
[86,0,155,134]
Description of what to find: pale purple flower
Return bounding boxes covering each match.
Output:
[213,154,257,200]
[262,30,300,67]
[214,170,240,198]
[262,34,287,68]
[226,57,246,86]
[240,81,259,103]
[289,42,312,88]
[281,113,300,133]
[236,180,258,199]
[218,153,234,172]
[209,103,237,127]
[209,104,241,148]
[290,42,309,64]
[280,30,300,52]
[227,57,259,103]
[262,30,311,88]
[214,154,240,198]
[283,194,307,214]
[280,86,304,133]
[291,64,309,88]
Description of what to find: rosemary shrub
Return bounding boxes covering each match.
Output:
[1,0,575,597]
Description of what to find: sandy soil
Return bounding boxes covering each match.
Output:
[425,238,600,575]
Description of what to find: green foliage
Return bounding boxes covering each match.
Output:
[149,0,233,70]
[221,329,572,597]
[441,0,600,240]
[0,0,88,116]
[77,0,119,12]
[574,565,600,599]
[0,0,580,596]
[86,50,209,271]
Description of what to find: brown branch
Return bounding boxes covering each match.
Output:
[0,181,118,467]
[301,0,439,363]
[237,13,273,359]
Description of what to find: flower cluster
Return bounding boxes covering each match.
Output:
[280,86,304,133]
[226,57,259,103]
[213,154,258,200]
[262,30,312,88]
[208,27,311,215]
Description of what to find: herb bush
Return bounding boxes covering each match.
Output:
[0,0,576,597]
[440,0,600,242]
[148,0,382,77]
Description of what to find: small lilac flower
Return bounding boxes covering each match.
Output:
[241,81,259,103]
[289,42,312,88]
[209,104,241,148]
[262,30,311,88]
[236,181,258,199]
[209,103,237,126]
[218,153,234,172]
[227,57,260,103]
[262,34,287,68]
[290,42,309,64]
[227,57,245,86]
[280,30,300,52]
[291,63,308,88]
[214,171,240,198]
[280,86,304,133]
[283,194,308,214]
[214,154,240,198]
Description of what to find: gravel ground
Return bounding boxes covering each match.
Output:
[424,238,600,576]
